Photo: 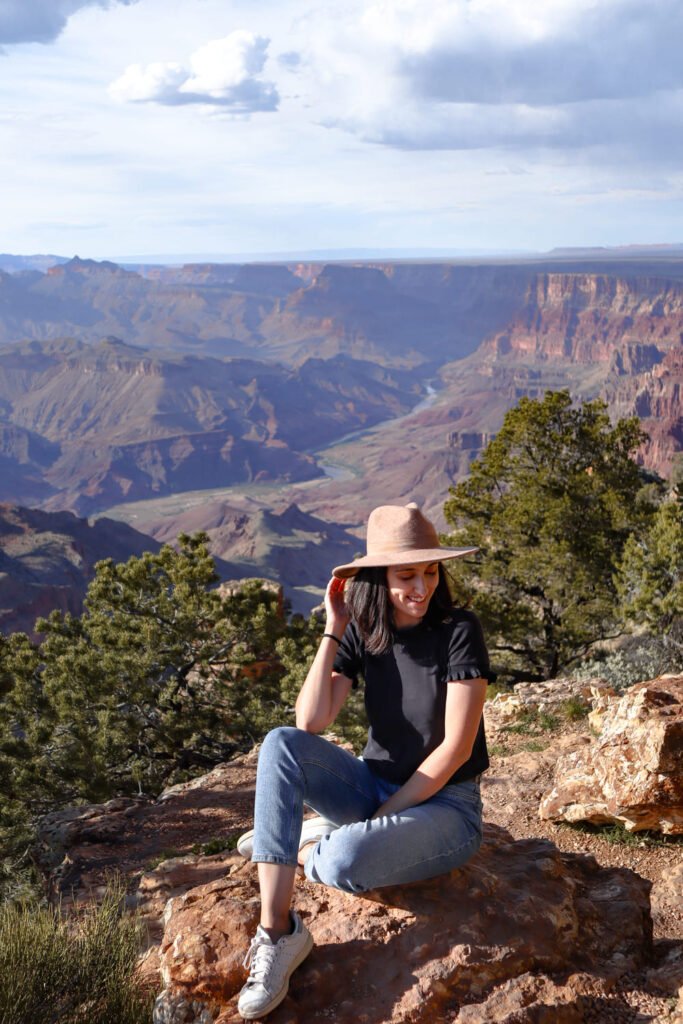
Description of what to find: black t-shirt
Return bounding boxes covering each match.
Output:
[333,609,495,786]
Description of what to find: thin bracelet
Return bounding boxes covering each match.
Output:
[322,632,342,644]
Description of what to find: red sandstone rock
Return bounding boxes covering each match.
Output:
[35,755,258,912]
[136,852,242,943]
[653,860,683,923]
[478,273,683,478]
[539,676,683,834]
[453,971,605,1023]
[152,823,651,1024]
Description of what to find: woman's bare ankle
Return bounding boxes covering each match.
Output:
[259,914,292,942]
[297,840,316,867]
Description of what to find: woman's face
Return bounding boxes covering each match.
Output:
[386,562,440,629]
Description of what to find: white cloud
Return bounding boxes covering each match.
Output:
[358,0,581,54]
[299,0,683,161]
[108,61,187,104]
[109,30,279,112]
[0,0,137,46]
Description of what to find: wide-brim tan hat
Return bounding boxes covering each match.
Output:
[332,502,478,579]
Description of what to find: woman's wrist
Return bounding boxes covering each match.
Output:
[322,620,347,642]
[324,619,348,640]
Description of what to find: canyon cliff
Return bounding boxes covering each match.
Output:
[470,271,682,477]
[0,336,422,514]
[0,255,680,615]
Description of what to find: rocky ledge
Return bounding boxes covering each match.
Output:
[152,823,651,1024]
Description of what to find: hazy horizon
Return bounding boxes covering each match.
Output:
[4,241,683,271]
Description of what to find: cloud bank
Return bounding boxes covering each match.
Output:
[109,31,279,112]
[0,0,137,46]
[305,0,683,161]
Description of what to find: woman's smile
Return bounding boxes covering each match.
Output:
[386,562,440,629]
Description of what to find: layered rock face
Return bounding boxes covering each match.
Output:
[0,338,422,513]
[603,345,683,477]
[483,274,683,363]
[0,256,681,525]
[475,273,683,476]
[152,823,651,1024]
[539,676,683,833]
[0,257,534,365]
[140,501,363,615]
[258,262,535,366]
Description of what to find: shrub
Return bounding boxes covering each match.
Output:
[559,696,590,721]
[520,739,549,752]
[0,876,155,1024]
[0,538,293,902]
[502,707,560,735]
[570,629,683,692]
[190,836,238,856]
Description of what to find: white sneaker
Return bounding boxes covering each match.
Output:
[237,911,313,1019]
[237,815,338,860]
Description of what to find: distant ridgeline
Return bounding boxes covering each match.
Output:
[0,253,680,621]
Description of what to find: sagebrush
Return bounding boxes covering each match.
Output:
[0,876,155,1024]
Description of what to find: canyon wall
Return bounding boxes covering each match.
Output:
[0,337,423,513]
[0,504,160,636]
[471,272,682,477]
[0,256,680,513]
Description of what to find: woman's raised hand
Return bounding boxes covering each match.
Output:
[324,576,350,637]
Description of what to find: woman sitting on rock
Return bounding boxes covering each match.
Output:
[236,502,495,1020]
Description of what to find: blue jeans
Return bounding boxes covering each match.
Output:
[251,727,483,894]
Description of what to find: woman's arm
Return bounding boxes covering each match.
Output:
[295,577,353,733]
[371,677,487,818]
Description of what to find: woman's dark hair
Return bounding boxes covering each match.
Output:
[345,564,454,655]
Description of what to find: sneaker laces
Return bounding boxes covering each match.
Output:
[242,934,279,988]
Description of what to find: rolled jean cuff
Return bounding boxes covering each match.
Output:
[250,853,298,866]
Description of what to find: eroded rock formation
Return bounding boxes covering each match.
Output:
[0,337,422,513]
[151,822,651,1024]
[539,676,683,833]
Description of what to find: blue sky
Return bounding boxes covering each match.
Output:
[1,0,682,259]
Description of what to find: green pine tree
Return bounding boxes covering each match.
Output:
[0,533,292,899]
[443,390,660,681]
[616,496,683,634]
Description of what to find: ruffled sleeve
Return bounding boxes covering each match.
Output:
[446,611,497,684]
[332,621,364,689]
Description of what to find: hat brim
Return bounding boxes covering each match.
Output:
[331,546,479,580]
